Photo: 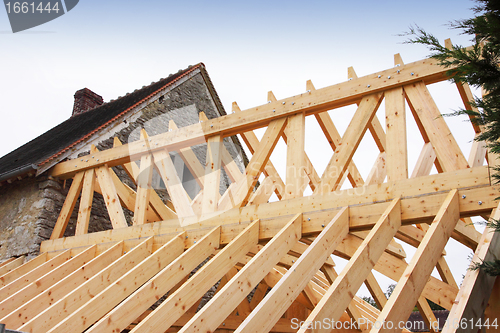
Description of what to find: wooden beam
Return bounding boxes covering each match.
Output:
[95,164,128,229]
[113,137,177,220]
[297,199,401,333]
[87,228,220,333]
[50,171,84,239]
[232,102,285,200]
[48,233,186,333]
[372,189,460,333]
[235,208,349,333]
[0,257,25,279]
[2,243,123,330]
[411,142,436,178]
[0,246,96,322]
[285,112,306,199]
[442,206,500,333]
[365,152,387,186]
[203,135,223,214]
[131,219,259,333]
[19,238,153,333]
[133,131,154,225]
[76,168,95,235]
[385,87,408,181]
[219,117,287,209]
[404,81,469,172]
[365,272,388,310]
[153,149,195,219]
[318,93,383,193]
[178,214,302,333]
[0,253,47,287]
[51,56,456,180]
[0,250,70,301]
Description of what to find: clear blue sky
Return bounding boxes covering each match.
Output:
[0,0,481,295]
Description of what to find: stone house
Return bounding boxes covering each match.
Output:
[0,63,246,261]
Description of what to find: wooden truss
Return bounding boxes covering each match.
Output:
[1,47,500,333]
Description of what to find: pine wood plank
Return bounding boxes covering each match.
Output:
[0,254,47,288]
[50,171,84,239]
[385,87,408,181]
[0,256,25,278]
[47,233,186,333]
[442,206,500,333]
[203,135,222,214]
[0,245,97,321]
[219,117,287,209]
[297,199,401,333]
[51,57,459,180]
[373,190,460,333]
[236,208,348,333]
[364,272,388,310]
[95,164,128,229]
[285,112,306,199]
[113,137,177,220]
[88,228,220,333]
[131,221,259,333]
[153,149,195,219]
[318,93,383,194]
[365,152,387,185]
[76,168,95,235]
[2,242,123,330]
[20,238,153,333]
[411,142,436,178]
[133,132,154,225]
[178,213,302,333]
[405,82,469,172]
[0,250,71,302]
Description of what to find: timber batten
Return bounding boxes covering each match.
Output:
[1,49,499,333]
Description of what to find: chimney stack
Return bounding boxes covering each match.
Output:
[72,88,103,117]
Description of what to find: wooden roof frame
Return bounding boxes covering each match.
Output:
[1,47,499,333]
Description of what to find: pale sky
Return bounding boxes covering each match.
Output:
[0,1,483,297]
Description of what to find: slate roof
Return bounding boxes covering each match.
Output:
[0,63,212,182]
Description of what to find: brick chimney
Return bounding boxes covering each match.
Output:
[72,88,104,117]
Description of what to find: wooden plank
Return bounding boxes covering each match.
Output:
[404,81,469,172]
[178,214,302,333]
[153,149,195,219]
[113,137,177,220]
[0,257,25,278]
[442,206,500,333]
[236,208,349,333]
[51,57,458,180]
[411,142,436,178]
[20,238,153,333]
[314,111,365,187]
[198,112,243,184]
[385,87,408,181]
[0,245,96,320]
[456,81,481,134]
[133,131,154,225]
[365,152,387,186]
[373,190,460,333]
[318,93,383,194]
[95,164,128,229]
[219,117,287,209]
[168,120,205,188]
[203,135,222,214]
[2,243,123,330]
[365,272,388,310]
[39,169,494,256]
[232,102,285,200]
[0,250,70,301]
[87,228,220,333]
[50,171,84,239]
[297,199,401,333]
[0,254,46,287]
[132,221,260,333]
[468,139,487,167]
[76,168,95,235]
[47,233,186,333]
[285,112,306,199]
[0,257,16,269]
